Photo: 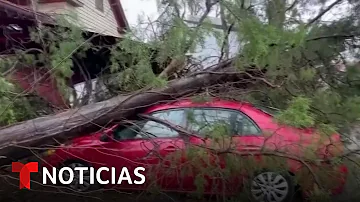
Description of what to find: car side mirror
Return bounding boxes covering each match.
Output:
[100,133,111,142]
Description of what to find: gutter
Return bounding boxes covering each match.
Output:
[108,0,130,34]
[0,0,55,24]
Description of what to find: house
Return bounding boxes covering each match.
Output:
[36,0,128,37]
[185,15,240,68]
[4,0,128,37]
[0,0,129,109]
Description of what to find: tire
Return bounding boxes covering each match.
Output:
[59,161,100,192]
[248,170,295,202]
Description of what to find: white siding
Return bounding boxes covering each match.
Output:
[191,29,239,67]
[37,0,121,37]
[69,78,109,106]
[186,15,240,67]
[37,2,69,14]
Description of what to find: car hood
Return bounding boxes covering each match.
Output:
[65,133,104,147]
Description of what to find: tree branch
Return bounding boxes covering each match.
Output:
[285,0,299,12]
[158,0,219,78]
[305,0,344,28]
[218,23,235,62]
[138,114,324,189]
[306,34,356,41]
[218,1,233,63]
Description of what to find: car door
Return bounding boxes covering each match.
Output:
[184,107,264,194]
[95,109,187,191]
[104,109,189,191]
[135,109,188,191]
[184,107,237,194]
[94,120,153,190]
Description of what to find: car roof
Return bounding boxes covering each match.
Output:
[144,98,256,114]
[143,97,280,133]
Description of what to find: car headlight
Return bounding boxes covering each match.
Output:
[60,140,72,147]
[43,149,56,156]
[43,141,71,156]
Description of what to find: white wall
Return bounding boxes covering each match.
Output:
[186,16,240,67]
[37,2,69,14]
[37,0,121,37]
[69,77,109,106]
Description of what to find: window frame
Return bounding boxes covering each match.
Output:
[113,120,147,141]
[182,107,262,136]
[111,107,263,141]
[95,0,104,13]
[150,108,188,129]
[152,107,263,137]
[112,109,187,141]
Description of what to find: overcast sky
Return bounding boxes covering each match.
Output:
[72,1,355,102]
[119,0,353,61]
[120,0,351,27]
[121,0,159,27]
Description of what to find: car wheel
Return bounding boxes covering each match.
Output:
[249,171,295,202]
[61,161,99,192]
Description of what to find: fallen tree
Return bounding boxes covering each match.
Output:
[0,59,256,166]
[1,0,359,174]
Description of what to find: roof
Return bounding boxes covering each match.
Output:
[143,98,277,131]
[108,0,129,33]
[145,98,255,114]
[0,0,55,24]
[0,0,129,33]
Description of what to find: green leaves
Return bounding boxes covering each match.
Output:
[0,77,14,93]
[0,12,91,125]
[299,68,316,81]
[276,96,315,128]
[0,75,17,126]
[110,38,167,91]
[238,16,307,80]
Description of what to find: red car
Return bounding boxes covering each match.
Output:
[41,98,347,202]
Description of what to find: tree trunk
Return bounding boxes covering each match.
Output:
[0,60,245,166]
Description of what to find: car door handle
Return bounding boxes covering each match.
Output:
[139,151,157,161]
[244,148,259,151]
[163,146,177,152]
[243,146,260,151]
